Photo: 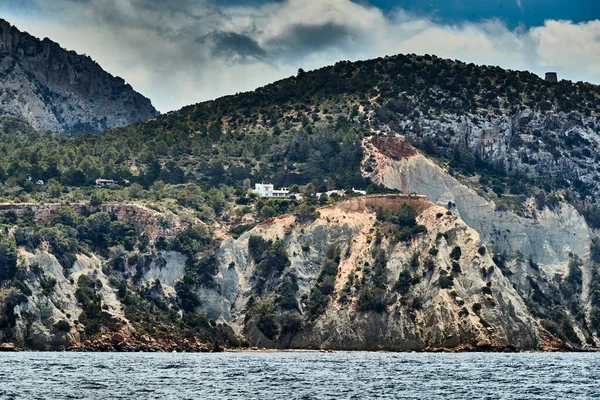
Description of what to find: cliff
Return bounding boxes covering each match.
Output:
[217,197,538,350]
[1,50,599,351]
[364,137,593,271]
[0,191,592,351]
[364,136,598,347]
[0,19,158,132]
[0,197,544,351]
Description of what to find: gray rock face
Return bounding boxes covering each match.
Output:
[205,202,539,350]
[0,19,158,133]
[3,251,130,350]
[384,108,600,204]
[365,139,597,346]
[365,144,592,274]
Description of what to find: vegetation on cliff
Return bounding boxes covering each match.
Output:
[0,51,599,350]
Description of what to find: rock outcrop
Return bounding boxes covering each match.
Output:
[364,136,597,347]
[364,137,593,273]
[0,196,546,352]
[0,19,158,132]
[202,196,539,351]
[6,252,113,351]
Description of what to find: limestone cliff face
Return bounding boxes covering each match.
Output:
[0,193,587,350]
[5,251,128,350]
[203,197,539,350]
[2,248,188,350]
[364,137,592,274]
[0,19,158,132]
[0,203,187,350]
[376,107,600,203]
[363,136,597,346]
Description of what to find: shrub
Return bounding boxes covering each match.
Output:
[0,237,18,282]
[229,223,257,238]
[54,320,71,333]
[450,246,462,260]
[452,262,462,274]
[376,205,427,242]
[75,274,105,335]
[257,315,279,340]
[424,258,435,272]
[394,270,413,295]
[53,208,79,227]
[280,312,303,335]
[252,300,275,317]
[307,245,341,318]
[14,229,40,251]
[294,204,320,224]
[356,286,387,312]
[40,276,57,296]
[175,275,200,313]
[439,274,454,289]
[411,297,423,310]
[172,224,211,257]
[277,277,299,311]
[256,240,290,276]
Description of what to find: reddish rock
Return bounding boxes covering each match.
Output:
[212,343,224,353]
[370,136,417,160]
[111,333,125,345]
[0,342,16,351]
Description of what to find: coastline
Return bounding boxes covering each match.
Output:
[3,343,598,353]
[1,327,597,354]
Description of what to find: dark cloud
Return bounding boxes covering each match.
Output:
[3,0,597,113]
[266,22,355,58]
[208,31,267,60]
[29,0,224,38]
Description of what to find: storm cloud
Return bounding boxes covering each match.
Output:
[267,22,355,58]
[3,0,599,112]
[208,31,267,60]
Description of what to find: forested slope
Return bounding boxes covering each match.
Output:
[1,53,600,350]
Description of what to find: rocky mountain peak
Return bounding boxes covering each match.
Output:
[0,19,158,133]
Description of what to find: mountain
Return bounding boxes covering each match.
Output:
[0,19,158,133]
[0,53,599,351]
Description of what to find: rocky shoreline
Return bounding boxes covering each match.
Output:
[0,327,592,353]
[1,339,596,353]
[66,333,226,353]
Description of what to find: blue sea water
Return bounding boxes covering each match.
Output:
[0,352,598,399]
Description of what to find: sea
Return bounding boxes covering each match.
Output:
[0,352,598,399]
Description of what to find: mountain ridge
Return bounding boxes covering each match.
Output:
[0,18,158,133]
[0,47,600,351]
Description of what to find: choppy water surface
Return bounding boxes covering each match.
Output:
[0,352,598,399]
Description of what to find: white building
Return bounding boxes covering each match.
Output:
[96,178,116,187]
[254,183,291,198]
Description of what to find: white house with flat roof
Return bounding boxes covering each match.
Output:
[254,183,291,198]
[96,178,116,187]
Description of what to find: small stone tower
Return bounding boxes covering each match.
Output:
[545,72,558,83]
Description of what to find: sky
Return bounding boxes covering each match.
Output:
[1,0,599,112]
